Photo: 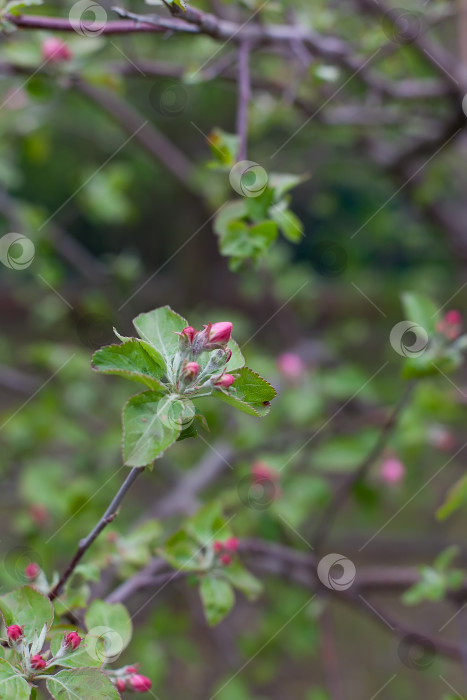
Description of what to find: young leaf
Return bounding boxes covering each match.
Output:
[213,367,276,416]
[92,340,167,391]
[437,473,467,520]
[402,292,439,334]
[47,669,120,700]
[122,392,184,466]
[200,576,235,626]
[158,529,204,571]
[270,204,304,243]
[0,586,54,644]
[0,659,31,700]
[84,600,132,663]
[225,339,245,371]
[187,502,227,545]
[220,560,263,601]
[133,306,188,372]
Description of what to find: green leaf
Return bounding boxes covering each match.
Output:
[214,201,248,237]
[0,586,53,644]
[437,473,467,520]
[5,0,43,13]
[158,530,203,572]
[402,292,439,334]
[213,367,276,416]
[46,669,120,700]
[187,502,227,546]
[207,129,240,167]
[92,340,167,391]
[0,659,30,700]
[199,576,235,626]
[269,172,308,199]
[270,204,304,243]
[84,600,132,662]
[220,561,263,601]
[226,339,245,371]
[122,392,184,466]
[133,306,188,373]
[219,220,278,263]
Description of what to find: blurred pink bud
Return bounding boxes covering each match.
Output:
[224,537,239,553]
[129,674,152,692]
[125,666,138,674]
[208,322,232,344]
[213,541,223,554]
[429,425,456,452]
[220,554,232,566]
[214,374,235,389]
[25,562,40,580]
[7,625,24,642]
[116,679,126,692]
[30,654,47,670]
[251,461,280,483]
[64,631,82,650]
[380,457,405,485]
[41,38,72,63]
[183,361,200,380]
[29,504,49,526]
[277,352,305,380]
[436,310,462,340]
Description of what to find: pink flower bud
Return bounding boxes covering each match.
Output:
[183,361,200,380]
[125,666,138,674]
[41,38,72,64]
[277,352,305,380]
[251,461,279,483]
[7,625,24,642]
[224,537,239,553]
[25,562,40,581]
[208,322,232,345]
[213,541,223,554]
[30,654,47,670]
[116,679,126,692]
[429,425,456,452]
[180,326,196,344]
[64,631,82,650]
[436,310,462,340]
[380,457,405,485]
[220,554,232,566]
[214,374,235,389]
[129,674,152,692]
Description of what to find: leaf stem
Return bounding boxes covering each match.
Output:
[48,466,145,601]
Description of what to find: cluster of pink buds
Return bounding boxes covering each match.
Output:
[64,631,82,650]
[213,537,240,566]
[175,321,236,393]
[41,38,72,64]
[436,310,462,340]
[112,666,152,693]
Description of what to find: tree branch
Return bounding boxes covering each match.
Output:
[236,41,251,162]
[48,466,145,601]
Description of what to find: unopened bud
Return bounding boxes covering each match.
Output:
[42,38,72,63]
[64,631,82,650]
[214,374,235,389]
[116,678,126,692]
[30,654,47,670]
[129,674,152,692]
[7,625,24,642]
[224,537,239,553]
[436,310,462,340]
[25,562,40,581]
[183,361,200,381]
[220,554,232,566]
[380,457,405,485]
